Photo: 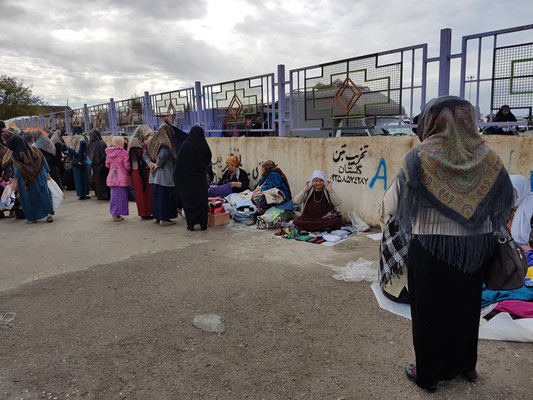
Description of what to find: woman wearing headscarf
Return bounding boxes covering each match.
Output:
[87,128,109,200]
[50,129,65,188]
[293,170,342,232]
[208,155,250,197]
[31,129,61,189]
[508,174,533,247]
[1,127,22,218]
[493,105,517,135]
[65,127,90,200]
[7,135,54,223]
[129,125,153,219]
[175,125,212,231]
[167,122,189,211]
[143,124,177,226]
[380,96,514,392]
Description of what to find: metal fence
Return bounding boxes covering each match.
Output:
[11,25,533,136]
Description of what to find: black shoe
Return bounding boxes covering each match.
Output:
[141,216,155,220]
[405,364,436,393]
[79,195,90,200]
[462,370,478,382]
[187,225,194,231]
[200,224,207,231]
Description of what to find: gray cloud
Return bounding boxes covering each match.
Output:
[1,0,532,112]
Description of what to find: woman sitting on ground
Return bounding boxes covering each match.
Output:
[293,170,342,232]
[247,160,292,225]
[208,155,249,197]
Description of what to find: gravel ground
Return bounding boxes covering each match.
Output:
[0,193,531,399]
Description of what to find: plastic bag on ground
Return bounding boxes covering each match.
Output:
[320,258,378,282]
[348,211,370,232]
[0,183,15,210]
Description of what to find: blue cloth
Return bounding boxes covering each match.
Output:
[526,250,533,266]
[258,172,291,200]
[14,160,54,221]
[66,141,87,166]
[72,165,90,197]
[481,286,533,307]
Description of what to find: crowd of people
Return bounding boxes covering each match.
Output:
[0,120,344,232]
[1,96,531,393]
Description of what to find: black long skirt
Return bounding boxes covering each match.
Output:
[92,163,109,200]
[407,236,486,388]
[152,184,177,221]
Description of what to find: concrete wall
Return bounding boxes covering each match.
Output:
[206,136,533,226]
[78,135,533,226]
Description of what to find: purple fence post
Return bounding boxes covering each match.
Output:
[194,81,203,129]
[142,91,155,129]
[83,104,90,133]
[51,113,56,131]
[438,28,452,97]
[109,98,118,135]
[38,115,44,129]
[277,64,286,137]
[65,109,71,135]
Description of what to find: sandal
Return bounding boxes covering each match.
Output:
[46,215,54,223]
[462,370,478,382]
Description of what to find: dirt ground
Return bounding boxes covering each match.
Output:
[0,192,531,399]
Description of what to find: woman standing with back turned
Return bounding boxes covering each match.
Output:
[380,96,514,392]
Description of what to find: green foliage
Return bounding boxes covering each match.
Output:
[0,75,46,120]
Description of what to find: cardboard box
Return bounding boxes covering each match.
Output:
[208,211,230,227]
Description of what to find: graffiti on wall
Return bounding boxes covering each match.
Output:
[331,144,370,185]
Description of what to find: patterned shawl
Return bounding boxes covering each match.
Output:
[50,129,63,145]
[146,124,176,160]
[397,96,514,271]
[128,125,153,152]
[31,129,56,156]
[6,135,44,183]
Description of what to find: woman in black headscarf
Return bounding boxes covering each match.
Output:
[493,105,518,135]
[175,125,212,231]
[7,135,54,223]
[87,128,109,200]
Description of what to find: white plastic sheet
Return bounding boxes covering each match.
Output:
[370,283,533,342]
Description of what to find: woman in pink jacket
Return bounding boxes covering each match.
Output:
[105,136,131,221]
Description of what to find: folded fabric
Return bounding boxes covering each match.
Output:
[262,188,286,205]
[295,234,314,241]
[494,300,533,318]
[482,286,533,308]
[330,230,349,239]
[323,234,342,243]
[341,227,357,235]
[527,266,533,280]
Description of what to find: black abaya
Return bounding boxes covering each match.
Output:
[169,124,189,209]
[407,236,486,388]
[175,126,212,229]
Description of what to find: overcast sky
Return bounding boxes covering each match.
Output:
[1,0,532,112]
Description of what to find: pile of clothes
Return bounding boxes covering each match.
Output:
[275,223,357,245]
[481,251,533,322]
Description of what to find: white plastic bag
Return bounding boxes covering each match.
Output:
[47,179,64,209]
[348,211,370,232]
[0,183,15,210]
[320,258,378,282]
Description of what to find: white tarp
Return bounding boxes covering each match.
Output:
[370,283,533,342]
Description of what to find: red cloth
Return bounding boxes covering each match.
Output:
[132,169,152,217]
[494,300,533,318]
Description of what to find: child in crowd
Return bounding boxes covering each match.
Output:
[105,136,131,221]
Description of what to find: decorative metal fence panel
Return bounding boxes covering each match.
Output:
[43,115,52,131]
[70,108,85,128]
[54,112,66,131]
[87,103,111,134]
[115,97,144,134]
[492,42,533,113]
[150,88,195,131]
[289,44,427,134]
[202,73,275,136]
[459,25,533,122]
